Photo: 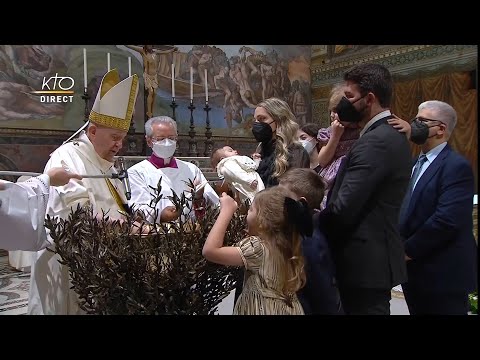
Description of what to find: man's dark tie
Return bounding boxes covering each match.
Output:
[399,154,428,222]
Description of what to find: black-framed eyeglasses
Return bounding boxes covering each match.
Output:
[412,116,446,126]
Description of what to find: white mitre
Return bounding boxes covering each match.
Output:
[64,68,139,143]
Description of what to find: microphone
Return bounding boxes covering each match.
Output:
[117,157,131,201]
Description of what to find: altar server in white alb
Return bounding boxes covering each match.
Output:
[0,168,82,251]
[211,145,265,204]
[127,116,219,223]
[28,69,140,315]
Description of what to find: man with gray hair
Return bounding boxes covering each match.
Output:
[127,116,219,223]
[399,100,477,315]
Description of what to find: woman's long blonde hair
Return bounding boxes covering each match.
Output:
[257,98,299,179]
[254,186,306,302]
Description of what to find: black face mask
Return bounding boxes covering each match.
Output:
[335,96,366,123]
[409,119,429,145]
[410,119,442,145]
[252,121,274,143]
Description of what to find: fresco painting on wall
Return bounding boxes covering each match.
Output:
[0,45,311,139]
[121,45,312,137]
[0,45,145,132]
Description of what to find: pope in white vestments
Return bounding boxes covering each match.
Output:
[28,69,139,315]
[0,168,81,251]
[128,116,219,223]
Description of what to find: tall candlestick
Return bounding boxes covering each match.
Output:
[190,66,193,101]
[128,57,132,77]
[171,63,175,99]
[170,98,178,121]
[188,100,198,156]
[107,53,111,71]
[81,88,90,123]
[83,48,87,89]
[204,68,208,102]
[204,102,213,156]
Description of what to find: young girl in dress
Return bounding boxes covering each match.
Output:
[202,186,309,315]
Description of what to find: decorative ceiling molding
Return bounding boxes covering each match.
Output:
[311,45,477,87]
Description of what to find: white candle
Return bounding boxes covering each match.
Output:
[190,66,193,101]
[107,53,111,71]
[204,68,208,102]
[171,63,175,99]
[128,57,132,77]
[83,48,87,89]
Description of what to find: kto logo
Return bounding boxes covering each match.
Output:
[32,73,75,103]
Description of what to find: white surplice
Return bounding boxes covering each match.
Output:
[216,155,265,203]
[127,158,219,222]
[0,175,51,251]
[128,158,235,314]
[28,131,127,315]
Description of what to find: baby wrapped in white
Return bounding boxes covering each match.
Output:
[212,146,265,204]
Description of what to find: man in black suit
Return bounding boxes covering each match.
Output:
[320,63,411,315]
[399,100,477,315]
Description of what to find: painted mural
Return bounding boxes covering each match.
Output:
[0,45,145,131]
[0,45,311,138]
[120,45,312,137]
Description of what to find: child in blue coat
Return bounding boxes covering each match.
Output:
[279,168,343,315]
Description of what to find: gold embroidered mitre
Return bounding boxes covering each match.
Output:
[88,69,139,132]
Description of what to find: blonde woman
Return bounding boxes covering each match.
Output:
[251,97,310,188]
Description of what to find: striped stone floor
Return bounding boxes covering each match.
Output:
[0,248,410,315]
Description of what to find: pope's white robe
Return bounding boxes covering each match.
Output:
[28,132,127,315]
[216,155,264,203]
[127,158,219,222]
[0,175,51,251]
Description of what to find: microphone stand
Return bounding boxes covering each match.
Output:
[117,157,131,201]
[0,170,131,202]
